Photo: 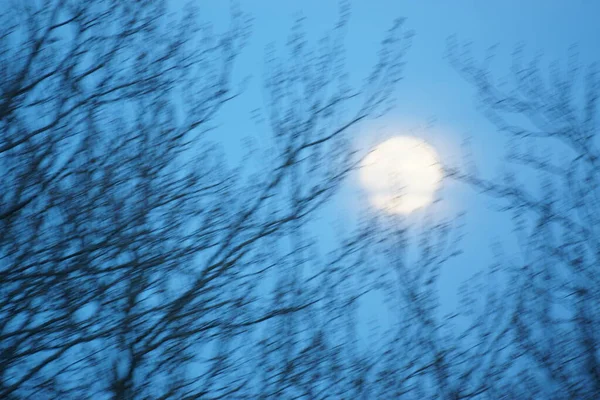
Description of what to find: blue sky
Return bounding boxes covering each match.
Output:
[5,1,598,396]
[195,0,600,337]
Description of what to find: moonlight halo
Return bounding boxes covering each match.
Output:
[360,136,442,214]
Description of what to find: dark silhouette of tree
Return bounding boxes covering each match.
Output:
[0,0,411,398]
[447,40,600,399]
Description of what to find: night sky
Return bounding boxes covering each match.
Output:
[196,0,600,340]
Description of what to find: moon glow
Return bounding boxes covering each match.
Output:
[360,136,442,214]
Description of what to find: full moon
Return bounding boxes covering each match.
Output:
[360,136,442,214]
